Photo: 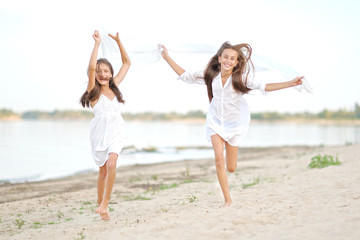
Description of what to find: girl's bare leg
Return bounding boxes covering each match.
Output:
[97,165,107,206]
[211,134,232,207]
[96,153,118,220]
[225,141,238,173]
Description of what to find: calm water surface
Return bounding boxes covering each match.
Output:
[0,120,359,182]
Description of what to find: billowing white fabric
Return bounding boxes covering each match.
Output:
[90,94,126,166]
[178,70,266,146]
[251,54,313,93]
[98,29,313,93]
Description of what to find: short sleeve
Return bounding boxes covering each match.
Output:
[245,70,267,95]
[177,70,205,85]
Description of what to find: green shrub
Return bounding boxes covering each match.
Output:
[308,154,341,168]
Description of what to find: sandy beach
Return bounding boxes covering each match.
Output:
[1,144,359,240]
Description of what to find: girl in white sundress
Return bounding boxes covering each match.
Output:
[160,42,303,208]
[80,30,131,220]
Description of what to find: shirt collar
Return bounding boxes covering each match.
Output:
[216,72,232,88]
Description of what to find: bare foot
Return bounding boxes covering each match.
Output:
[96,203,110,220]
[95,200,109,215]
[100,210,110,221]
[219,201,232,208]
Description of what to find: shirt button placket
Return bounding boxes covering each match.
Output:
[221,89,224,126]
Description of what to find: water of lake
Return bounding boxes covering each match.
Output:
[0,120,359,183]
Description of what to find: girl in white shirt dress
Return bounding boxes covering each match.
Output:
[161,42,303,207]
[80,30,131,220]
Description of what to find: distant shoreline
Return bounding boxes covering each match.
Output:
[2,105,360,123]
[1,117,360,125]
[251,118,360,125]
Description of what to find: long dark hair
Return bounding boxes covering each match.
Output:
[80,58,125,108]
[204,42,254,102]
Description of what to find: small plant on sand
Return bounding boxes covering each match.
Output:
[25,209,33,214]
[134,194,151,201]
[74,232,85,240]
[122,195,131,200]
[123,194,151,201]
[30,221,44,229]
[182,179,197,184]
[242,177,260,189]
[308,154,341,168]
[159,183,179,190]
[188,195,197,203]
[14,219,25,229]
[151,174,158,181]
[146,183,179,195]
[57,211,65,219]
[161,207,170,212]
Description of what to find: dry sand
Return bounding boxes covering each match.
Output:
[1,144,359,240]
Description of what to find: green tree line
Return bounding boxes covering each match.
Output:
[1,103,360,120]
[252,103,360,120]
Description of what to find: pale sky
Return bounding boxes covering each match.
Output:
[0,0,359,114]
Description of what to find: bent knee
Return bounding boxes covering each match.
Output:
[227,166,236,173]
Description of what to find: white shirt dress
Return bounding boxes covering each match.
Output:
[90,94,126,166]
[178,70,267,147]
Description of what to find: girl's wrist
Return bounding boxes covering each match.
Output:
[163,54,170,61]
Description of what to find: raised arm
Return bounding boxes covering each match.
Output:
[160,45,185,76]
[265,76,304,92]
[87,30,101,92]
[109,32,131,86]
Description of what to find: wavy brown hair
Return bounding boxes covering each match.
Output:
[204,42,254,102]
[80,58,125,108]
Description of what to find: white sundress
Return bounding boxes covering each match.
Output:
[90,94,126,166]
[178,70,267,147]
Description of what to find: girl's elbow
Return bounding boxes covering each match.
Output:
[124,59,131,66]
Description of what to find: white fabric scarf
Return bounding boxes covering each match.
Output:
[99,29,313,93]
